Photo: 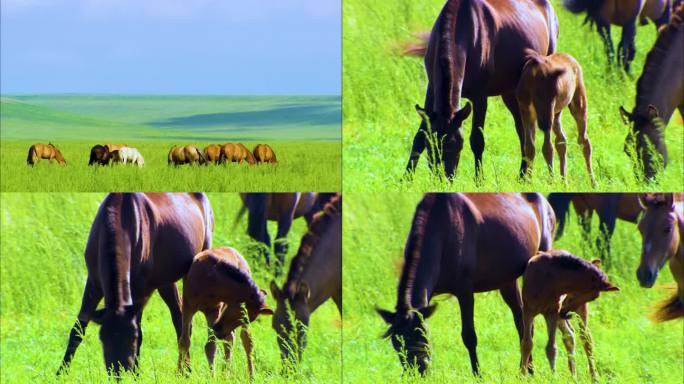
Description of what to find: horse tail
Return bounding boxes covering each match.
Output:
[547,193,575,240]
[196,147,208,164]
[651,289,684,322]
[401,31,430,57]
[27,145,36,165]
[168,146,175,165]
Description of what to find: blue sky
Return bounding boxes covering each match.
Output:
[0,0,340,95]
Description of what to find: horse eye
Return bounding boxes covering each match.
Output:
[664,227,672,234]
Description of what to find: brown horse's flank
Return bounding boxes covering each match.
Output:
[253,144,278,164]
[27,143,66,166]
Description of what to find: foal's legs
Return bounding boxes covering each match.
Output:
[502,93,529,177]
[240,327,255,379]
[457,291,479,375]
[518,101,537,178]
[178,307,196,373]
[223,331,236,364]
[557,319,577,377]
[203,309,219,371]
[470,97,488,181]
[568,82,596,186]
[520,311,535,375]
[576,304,598,380]
[544,313,559,372]
[57,278,103,375]
[552,112,568,179]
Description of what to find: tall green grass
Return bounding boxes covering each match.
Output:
[0,194,341,383]
[342,0,684,191]
[343,193,683,383]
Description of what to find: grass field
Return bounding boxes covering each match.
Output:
[342,0,684,192]
[0,95,341,191]
[343,193,683,383]
[0,193,341,383]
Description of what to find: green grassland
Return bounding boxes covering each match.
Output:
[343,193,683,383]
[0,95,341,191]
[0,193,341,383]
[342,0,684,192]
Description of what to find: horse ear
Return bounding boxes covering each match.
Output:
[259,306,274,316]
[638,194,649,209]
[419,303,438,319]
[647,104,660,120]
[591,259,602,267]
[664,193,675,211]
[376,308,396,324]
[619,106,633,124]
[602,282,620,292]
[453,102,472,123]
[214,304,228,326]
[259,288,268,297]
[415,104,429,123]
[296,282,311,302]
[270,281,281,300]
[90,309,107,325]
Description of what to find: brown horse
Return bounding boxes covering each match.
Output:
[270,194,342,365]
[178,247,273,378]
[219,143,254,164]
[377,193,556,375]
[620,3,683,180]
[521,250,619,380]
[516,51,596,186]
[237,193,331,276]
[168,145,208,166]
[563,0,673,71]
[636,193,684,321]
[404,0,558,180]
[57,193,213,376]
[203,144,222,164]
[88,145,110,166]
[27,143,66,166]
[238,143,257,165]
[253,144,278,164]
[104,144,128,152]
[549,193,642,264]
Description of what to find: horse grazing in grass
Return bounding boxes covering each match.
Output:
[57,193,213,376]
[563,0,673,71]
[270,194,342,366]
[620,3,683,181]
[178,247,273,378]
[110,147,144,167]
[521,250,619,380]
[219,143,255,164]
[254,144,278,164]
[403,0,558,181]
[548,193,642,264]
[516,51,596,186]
[168,145,208,166]
[203,144,222,164]
[103,144,127,152]
[377,193,556,375]
[236,193,331,276]
[27,143,66,166]
[89,145,110,166]
[636,193,684,321]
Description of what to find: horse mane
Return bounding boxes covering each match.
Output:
[437,0,462,115]
[215,259,266,308]
[634,3,684,116]
[545,250,608,283]
[102,193,133,310]
[284,193,342,297]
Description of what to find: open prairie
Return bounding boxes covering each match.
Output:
[0,193,341,383]
[0,95,341,191]
[342,193,683,383]
[342,0,684,191]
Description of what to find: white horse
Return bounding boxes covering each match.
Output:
[111,147,144,167]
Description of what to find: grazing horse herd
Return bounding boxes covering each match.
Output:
[378,192,683,379]
[403,0,683,183]
[27,142,279,168]
[57,192,341,377]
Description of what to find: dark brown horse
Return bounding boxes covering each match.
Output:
[521,251,619,380]
[89,145,110,166]
[549,193,642,264]
[236,193,333,276]
[563,0,673,71]
[178,247,273,378]
[636,193,684,321]
[620,3,683,180]
[57,193,214,376]
[404,0,558,180]
[270,194,342,365]
[254,144,278,164]
[27,143,66,166]
[377,193,556,375]
[168,145,208,166]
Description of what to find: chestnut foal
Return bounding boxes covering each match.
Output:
[521,250,619,380]
[178,247,273,377]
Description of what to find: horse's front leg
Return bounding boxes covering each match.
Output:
[405,120,428,178]
[543,313,559,372]
[552,111,568,181]
[501,93,528,177]
[558,319,576,377]
[203,309,220,372]
[240,327,255,379]
[576,304,598,380]
[457,289,479,375]
[469,97,488,182]
[619,20,638,72]
[597,23,614,65]
[500,282,534,373]
[158,283,183,339]
[177,307,195,374]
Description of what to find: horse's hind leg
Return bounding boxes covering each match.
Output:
[57,278,103,375]
[240,327,255,379]
[158,283,183,339]
[469,97,488,181]
[274,208,296,277]
[552,112,568,180]
[558,319,577,377]
[457,291,480,375]
[520,311,535,375]
[500,282,533,372]
[619,20,638,72]
[568,86,596,186]
[597,23,614,64]
[576,304,598,380]
[202,309,219,371]
[502,92,529,178]
[543,313,559,372]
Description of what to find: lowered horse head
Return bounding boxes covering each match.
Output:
[377,299,437,375]
[270,281,313,364]
[90,304,142,375]
[415,103,472,179]
[636,193,681,287]
[620,104,668,180]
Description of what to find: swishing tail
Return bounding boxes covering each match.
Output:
[168,146,175,165]
[401,31,430,57]
[547,193,575,240]
[27,146,36,165]
[196,147,208,164]
[651,289,684,322]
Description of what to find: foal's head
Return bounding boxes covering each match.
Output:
[211,288,273,341]
[637,193,680,288]
[414,103,472,179]
[377,304,437,375]
[270,281,312,364]
[90,305,140,375]
[558,258,620,318]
